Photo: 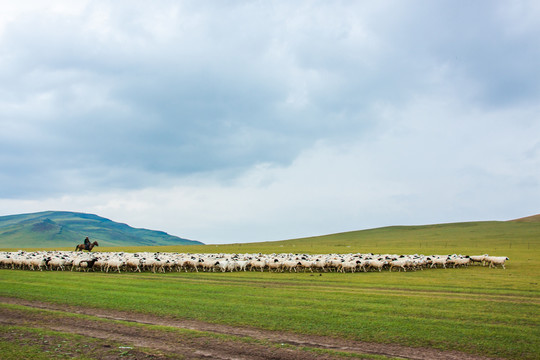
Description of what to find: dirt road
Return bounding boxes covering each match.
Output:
[0,296,501,360]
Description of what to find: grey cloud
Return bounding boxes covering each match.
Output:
[1,0,539,200]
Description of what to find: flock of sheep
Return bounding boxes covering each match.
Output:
[0,251,509,273]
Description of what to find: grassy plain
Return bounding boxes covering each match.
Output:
[1,220,539,359]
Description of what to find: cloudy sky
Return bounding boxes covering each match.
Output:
[1,1,539,244]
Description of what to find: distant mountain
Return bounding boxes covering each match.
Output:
[0,211,203,248]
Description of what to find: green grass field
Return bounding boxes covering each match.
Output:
[1,220,539,359]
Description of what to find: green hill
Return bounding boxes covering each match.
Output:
[92,215,540,257]
[0,211,203,248]
[511,213,540,223]
[165,216,540,256]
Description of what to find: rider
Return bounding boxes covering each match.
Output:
[84,237,91,251]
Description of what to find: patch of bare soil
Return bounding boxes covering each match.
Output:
[0,296,501,360]
[0,326,170,359]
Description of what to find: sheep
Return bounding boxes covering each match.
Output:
[448,257,471,268]
[249,258,267,272]
[430,256,449,269]
[338,260,360,273]
[311,258,327,272]
[234,260,249,272]
[105,258,125,273]
[200,258,218,272]
[355,259,369,272]
[469,254,489,266]
[389,259,410,272]
[29,256,51,271]
[126,257,144,272]
[486,256,510,269]
[0,254,13,269]
[214,260,230,272]
[266,258,282,272]
[78,258,98,272]
[48,256,69,271]
[93,257,108,272]
[365,259,387,272]
[326,258,344,272]
[280,260,300,273]
[0,250,509,274]
[181,257,201,272]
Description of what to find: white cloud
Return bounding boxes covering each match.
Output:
[1,1,539,243]
[3,92,537,243]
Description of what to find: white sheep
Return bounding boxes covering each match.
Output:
[486,256,509,269]
[0,250,510,274]
[366,259,387,272]
[430,256,449,269]
[105,258,125,273]
[389,259,410,272]
[469,254,489,266]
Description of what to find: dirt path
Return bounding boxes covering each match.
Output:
[0,296,501,360]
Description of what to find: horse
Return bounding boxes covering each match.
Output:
[75,241,99,252]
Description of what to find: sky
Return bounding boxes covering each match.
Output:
[1,0,539,244]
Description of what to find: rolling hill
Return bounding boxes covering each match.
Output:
[0,211,203,248]
[192,214,540,255]
[511,213,540,222]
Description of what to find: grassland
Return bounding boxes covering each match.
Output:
[1,220,539,359]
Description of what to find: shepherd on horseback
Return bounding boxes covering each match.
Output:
[75,237,99,252]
